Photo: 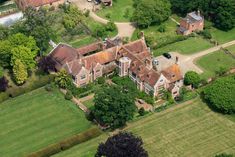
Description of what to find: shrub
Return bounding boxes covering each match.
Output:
[105,13,111,19]
[84,10,90,17]
[97,77,105,84]
[65,90,73,100]
[198,30,212,39]
[215,66,228,76]
[184,71,201,88]
[0,66,3,78]
[158,24,166,33]
[45,84,53,92]
[138,107,146,116]
[105,22,116,32]
[203,75,235,114]
[0,76,8,92]
[28,127,102,157]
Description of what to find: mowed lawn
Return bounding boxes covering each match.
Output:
[154,37,214,56]
[97,0,134,22]
[0,88,92,157]
[53,99,235,157]
[196,45,235,79]
[210,27,235,44]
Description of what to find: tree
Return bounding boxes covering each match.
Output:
[203,75,235,114]
[11,46,37,70]
[132,0,171,28]
[93,85,136,129]
[54,69,72,89]
[23,7,53,51]
[0,33,38,68]
[184,71,201,88]
[169,0,235,31]
[0,25,10,40]
[38,56,56,73]
[0,40,12,67]
[0,76,8,92]
[13,60,28,85]
[0,66,4,78]
[96,132,148,157]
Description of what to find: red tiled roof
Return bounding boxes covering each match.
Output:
[26,0,61,7]
[50,44,80,70]
[162,64,183,83]
[76,42,103,56]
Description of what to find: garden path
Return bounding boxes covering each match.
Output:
[71,0,136,38]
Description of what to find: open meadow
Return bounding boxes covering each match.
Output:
[196,45,235,79]
[53,98,235,157]
[0,88,92,157]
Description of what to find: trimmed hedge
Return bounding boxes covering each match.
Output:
[28,127,102,157]
[0,74,55,103]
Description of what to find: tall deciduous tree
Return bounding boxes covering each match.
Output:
[93,85,136,129]
[11,46,37,70]
[13,60,28,85]
[23,7,53,51]
[96,132,148,157]
[132,0,171,28]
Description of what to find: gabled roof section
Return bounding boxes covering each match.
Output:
[162,64,183,83]
[76,42,103,56]
[123,39,148,54]
[50,43,80,70]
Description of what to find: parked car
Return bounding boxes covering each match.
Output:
[163,53,172,59]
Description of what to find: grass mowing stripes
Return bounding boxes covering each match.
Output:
[53,99,235,157]
[0,88,93,157]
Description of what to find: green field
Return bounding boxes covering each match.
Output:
[0,88,92,157]
[154,37,213,56]
[227,45,235,55]
[210,27,235,44]
[97,0,134,22]
[132,19,178,41]
[196,46,235,79]
[54,99,235,157]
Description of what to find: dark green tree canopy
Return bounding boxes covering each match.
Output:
[93,85,136,129]
[184,71,201,88]
[96,132,148,157]
[169,0,235,31]
[132,0,171,28]
[203,75,235,114]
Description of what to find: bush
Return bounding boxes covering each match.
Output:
[0,66,3,78]
[65,90,73,100]
[184,71,201,88]
[138,107,146,116]
[105,21,116,32]
[28,127,102,157]
[97,77,105,84]
[198,30,212,39]
[158,24,166,33]
[105,13,111,19]
[45,84,53,92]
[203,75,235,114]
[0,76,8,92]
[84,10,90,17]
[7,74,55,98]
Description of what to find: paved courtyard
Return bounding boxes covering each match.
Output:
[156,40,235,75]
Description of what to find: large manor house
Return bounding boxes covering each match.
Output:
[50,35,183,98]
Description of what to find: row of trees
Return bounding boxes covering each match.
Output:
[169,0,235,31]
